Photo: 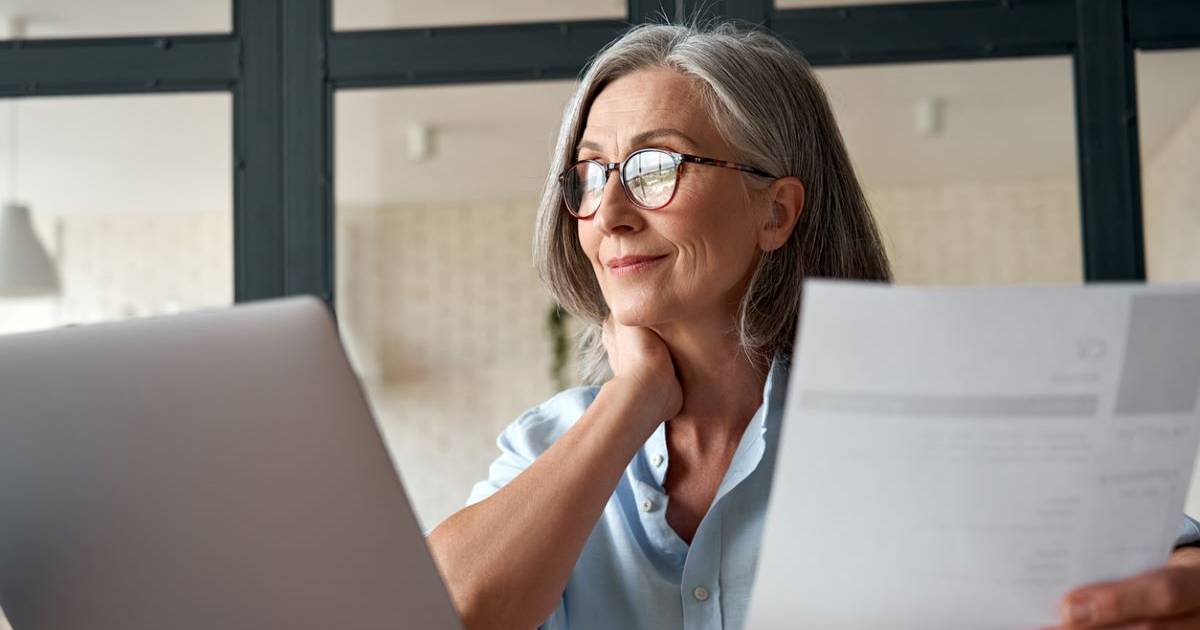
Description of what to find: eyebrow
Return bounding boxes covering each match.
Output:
[574,127,700,158]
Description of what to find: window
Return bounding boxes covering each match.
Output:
[0,94,232,335]
[1137,49,1200,283]
[817,57,1082,285]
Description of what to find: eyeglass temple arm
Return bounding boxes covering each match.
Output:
[677,153,777,179]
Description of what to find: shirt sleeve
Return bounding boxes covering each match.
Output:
[462,393,588,630]
[1175,514,1200,547]
[465,389,589,507]
[464,413,539,506]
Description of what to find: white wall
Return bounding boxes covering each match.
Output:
[871,177,1082,285]
[1145,97,1200,283]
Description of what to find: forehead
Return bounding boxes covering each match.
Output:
[580,67,718,151]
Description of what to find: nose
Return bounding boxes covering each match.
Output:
[591,167,644,236]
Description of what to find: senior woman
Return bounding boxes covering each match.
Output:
[428,22,1200,630]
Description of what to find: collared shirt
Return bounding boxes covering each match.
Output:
[466,357,1200,630]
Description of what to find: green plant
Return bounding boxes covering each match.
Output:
[545,303,570,391]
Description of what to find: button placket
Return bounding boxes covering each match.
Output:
[679,503,725,629]
[645,422,668,486]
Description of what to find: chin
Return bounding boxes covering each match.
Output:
[609,300,671,328]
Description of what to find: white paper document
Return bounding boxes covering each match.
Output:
[746,281,1200,629]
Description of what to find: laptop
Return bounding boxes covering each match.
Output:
[0,297,462,629]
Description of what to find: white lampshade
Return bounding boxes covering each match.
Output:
[0,202,61,297]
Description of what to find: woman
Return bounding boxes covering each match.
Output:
[428,22,1200,630]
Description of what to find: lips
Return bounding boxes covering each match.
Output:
[605,254,669,270]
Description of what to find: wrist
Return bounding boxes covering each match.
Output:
[602,374,673,430]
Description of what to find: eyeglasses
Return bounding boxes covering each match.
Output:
[559,147,778,219]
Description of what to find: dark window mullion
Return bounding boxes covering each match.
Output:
[234,0,332,304]
[282,0,333,304]
[327,21,628,88]
[771,1,1075,66]
[1129,0,1200,51]
[630,0,681,24]
[1073,0,1145,282]
[0,36,235,97]
[233,0,285,301]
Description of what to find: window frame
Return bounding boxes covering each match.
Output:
[1,0,1197,306]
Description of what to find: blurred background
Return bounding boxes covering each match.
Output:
[0,0,1197,551]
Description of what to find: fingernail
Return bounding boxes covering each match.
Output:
[1063,598,1092,625]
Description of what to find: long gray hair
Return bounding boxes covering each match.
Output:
[533,21,891,384]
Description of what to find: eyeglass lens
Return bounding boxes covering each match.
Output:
[564,150,679,217]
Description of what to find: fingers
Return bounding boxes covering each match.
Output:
[1042,615,1200,630]
[1060,565,1200,628]
[1169,547,1200,569]
[1090,614,1200,629]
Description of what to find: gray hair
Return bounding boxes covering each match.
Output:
[533,21,892,384]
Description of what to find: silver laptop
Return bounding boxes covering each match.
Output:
[0,297,462,629]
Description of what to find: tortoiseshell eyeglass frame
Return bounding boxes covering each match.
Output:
[559,147,779,219]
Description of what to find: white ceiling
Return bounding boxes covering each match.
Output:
[0,93,232,216]
[334,0,626,30]
[0,0,227,37]
[820,57,1081,187]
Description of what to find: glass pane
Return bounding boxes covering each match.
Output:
[335,0,625,31]
[336,82,579,530]
[0,93,233,336]
[1136,48,1200,518]
[1137,49,1200,283]
[0,1,228,39]
[815,56,1082,284]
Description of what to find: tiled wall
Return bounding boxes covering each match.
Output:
[870,177,1082,285]
[1145,99,1200,282]
[0,210,231,336]
[337,199,565,530]
[54,211,232,323]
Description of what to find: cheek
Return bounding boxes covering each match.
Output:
[576,222,613,295]
[577,222,602,264]
[669,193,760,281]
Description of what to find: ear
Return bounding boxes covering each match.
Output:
[758,176,804,252]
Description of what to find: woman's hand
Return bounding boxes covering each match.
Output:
[601,317,683,424]
[1047,547,1200,629]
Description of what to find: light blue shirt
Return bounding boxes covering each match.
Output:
[467,357,1200,630]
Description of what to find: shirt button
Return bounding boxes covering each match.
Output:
[651,454,665,467]
[693,586,710,602]
[640,499,654,512]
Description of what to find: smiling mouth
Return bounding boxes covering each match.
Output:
[606,254,668,276]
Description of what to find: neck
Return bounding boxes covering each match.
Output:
[649,312,768,449]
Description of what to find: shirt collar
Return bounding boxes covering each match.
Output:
[642,354,790,496]
[715,353,789,498]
